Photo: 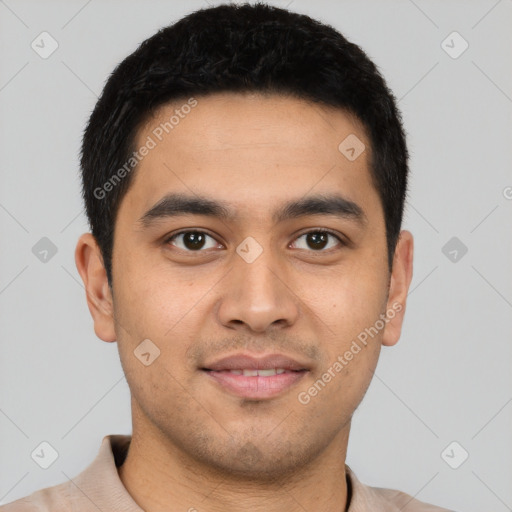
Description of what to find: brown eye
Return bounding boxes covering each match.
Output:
[292,230,343,251]
[167,231,219,251]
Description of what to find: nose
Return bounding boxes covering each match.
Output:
[216,245,300,333]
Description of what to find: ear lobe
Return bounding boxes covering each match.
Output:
[381,230,414,347]
[75,233,117,342]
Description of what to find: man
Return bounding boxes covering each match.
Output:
[1,3,453,511]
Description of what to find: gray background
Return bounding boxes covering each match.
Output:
[1,1,511,510]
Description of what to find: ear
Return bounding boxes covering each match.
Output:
[381,230,414,347]
[75,233,117,342]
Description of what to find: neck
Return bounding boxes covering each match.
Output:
[118,425,350,512]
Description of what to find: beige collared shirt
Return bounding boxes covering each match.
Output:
[1,435,453,511]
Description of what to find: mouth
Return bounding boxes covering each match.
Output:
[201,368,308,399]
[200,353,310,399]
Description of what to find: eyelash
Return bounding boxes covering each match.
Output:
[163,228,346,252]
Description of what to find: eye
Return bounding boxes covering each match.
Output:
[291,229,344,251]
[165,230,221,251]
[164,229,345,253]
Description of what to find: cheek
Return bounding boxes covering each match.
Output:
[315,265,388,336]
[305,256,387,397]
[113,247,195,337]
[111,254,214,384]
[295,338,380,431]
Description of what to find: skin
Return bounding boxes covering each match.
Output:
[75,92,413,512]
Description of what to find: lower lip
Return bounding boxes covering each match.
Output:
[202,370,307,399]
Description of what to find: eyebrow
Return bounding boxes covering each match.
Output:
[137,192,367,228]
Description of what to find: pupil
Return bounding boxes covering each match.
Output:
[184,232,205,250]
[308,232,328,250]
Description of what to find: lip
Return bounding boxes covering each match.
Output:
[202,353,310,372]
[201,353,310,400]
[203,370,307,399]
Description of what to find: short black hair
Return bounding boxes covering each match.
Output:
[80,2,408,286]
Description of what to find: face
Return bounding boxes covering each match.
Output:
[76,92,413,480]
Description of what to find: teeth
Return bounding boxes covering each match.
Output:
[226,369,289,376]
[254,369,276,377]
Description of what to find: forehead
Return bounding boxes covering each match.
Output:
[124,92,380,223]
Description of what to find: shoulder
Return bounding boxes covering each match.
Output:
[0,434,134,512]
[371,486,455,511]
[0,483,72,512]
[346,466,455,512]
